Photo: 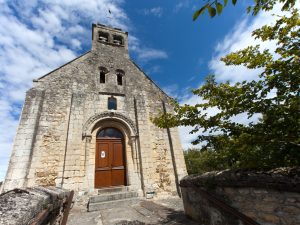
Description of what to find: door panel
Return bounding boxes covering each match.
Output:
[95,138,126,188]
[97,143,110,168]
[111,169,125,186]
[95,170,111,187]
[112,142,123,167]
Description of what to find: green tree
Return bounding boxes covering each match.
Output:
[193,0,296,20]
[184,148,231,174]
[153,10,300,171]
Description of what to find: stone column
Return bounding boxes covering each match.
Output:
[80,135,92,190]
[128,135,143,194]
[129,136,138,165]
[84,135,92,176]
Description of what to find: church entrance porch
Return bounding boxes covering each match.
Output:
[95,128,126,188]
[82,112,143,195]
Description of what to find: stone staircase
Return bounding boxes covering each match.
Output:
[87,186,140,211]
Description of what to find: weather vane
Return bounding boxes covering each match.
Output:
[106,8,113,20]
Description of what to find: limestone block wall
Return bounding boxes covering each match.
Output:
[3,89,45,191]
[180,167,300,225]
[25,90,72,188]
[141,98,176,195]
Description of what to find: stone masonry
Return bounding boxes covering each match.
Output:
[0,186,72,225]
[1,24,187,197]
[180,167,300,225]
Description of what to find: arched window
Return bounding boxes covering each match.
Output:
[116,69,124,86]
[113,35,123,45]
[117,75,122,85]
[97,128,123,139]
[99,31,109,42]
[99,67,108,83]
[108,97,117,110]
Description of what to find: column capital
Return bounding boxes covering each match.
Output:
[83,134,92,142]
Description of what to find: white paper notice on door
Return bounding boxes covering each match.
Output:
[101,151,105,158]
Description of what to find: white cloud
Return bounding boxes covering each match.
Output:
[0,100,19,181]
[178,93,219,149]
[0,0,130,181]
[162,84,179,99]
[129,35,168,62]
[229,112,261,125]
[188,76,197,82]
[146,65,161,75]
[209,3,298,83]
[143,7,163,17]
[71,39,82,49]
[137,49,168,61]
[174,0,190,13]
[179,126,201,149]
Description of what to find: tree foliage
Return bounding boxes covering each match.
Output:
[193,0,296,20]
[184,148,232,174]
[153,9,300,171]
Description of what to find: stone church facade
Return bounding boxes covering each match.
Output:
[2,24,187,197]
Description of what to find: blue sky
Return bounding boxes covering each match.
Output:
[0,0,290,181]
[125,1,245,90]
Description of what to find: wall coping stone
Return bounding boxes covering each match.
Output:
[0,186,71,225]
[180,167,300,192]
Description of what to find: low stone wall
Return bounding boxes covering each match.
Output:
[0,186,73,225]
[180,167,300,225]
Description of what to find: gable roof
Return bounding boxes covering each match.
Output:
[34,50,172,100]
[35,51,91,81]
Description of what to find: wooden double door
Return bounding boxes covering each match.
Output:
[95,138,126,188]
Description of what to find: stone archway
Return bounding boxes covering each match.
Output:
[82,112,141,192]
[82,111,138,139]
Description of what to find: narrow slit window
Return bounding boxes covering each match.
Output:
[116,69,124,86]
[100,71,105,83]
[117,74,122,85]
[99,67,108,83]
[108,97,117,110]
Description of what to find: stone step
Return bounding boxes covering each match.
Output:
[97,186,130,194]
[88,197,141,211]
[89,191,138,203]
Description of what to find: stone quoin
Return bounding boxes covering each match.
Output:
[1,24,187,197]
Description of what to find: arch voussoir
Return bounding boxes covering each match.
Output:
[82,111,137,138]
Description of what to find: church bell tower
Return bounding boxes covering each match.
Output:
[92,23,129,53]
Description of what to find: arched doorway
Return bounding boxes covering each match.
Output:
[95,127,126,188]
